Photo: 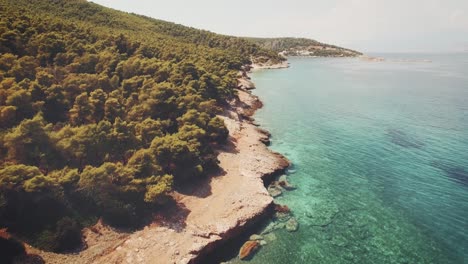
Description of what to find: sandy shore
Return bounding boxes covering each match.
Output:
[28,68,290,264]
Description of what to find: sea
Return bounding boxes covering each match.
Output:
[228,53,468,263]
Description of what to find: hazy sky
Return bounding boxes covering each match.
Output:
[91,0,468,53]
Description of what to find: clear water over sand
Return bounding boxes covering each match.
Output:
[230,54,468,263]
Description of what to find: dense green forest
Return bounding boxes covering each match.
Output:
[246,37,362,57]
[0,0,284,253]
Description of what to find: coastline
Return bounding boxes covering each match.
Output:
[251,61,290,70]
[29,63,290,264]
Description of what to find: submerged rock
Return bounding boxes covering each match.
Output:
[274,204,291,214]
[239,240,260,260]
[276,222,286,229]
[278,175,296,190]
[261,221,285,234]
[267,185,282,197]
[264,233,277,242]
[274,204,292,222]
[386,128,424,149]
[249,234,263,241]
[275,212,291,222]
[278,180,296,190]
[238,77,256,90]
[285,218,299,232]
[261,222,277,234]
[431,160,468,187]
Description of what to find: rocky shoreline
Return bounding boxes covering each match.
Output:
[26,63,290,264]
[188,64,292,263]
[251,61,290,70]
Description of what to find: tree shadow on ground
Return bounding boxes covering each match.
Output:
[13,254,45,264]
[151,198,190,232]
[176,175,213,198]
[219,136,239,154]
[0,235,45,264]
[176,164,228,199]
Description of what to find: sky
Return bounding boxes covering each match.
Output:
[91,0,468,53]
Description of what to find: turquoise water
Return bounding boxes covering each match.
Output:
[230,54,468,263]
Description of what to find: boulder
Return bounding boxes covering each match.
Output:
[239,241,260,260]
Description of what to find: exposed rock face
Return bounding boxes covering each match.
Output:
[32,70,290,264]
[257,128,271,146]
[239,240,260,260]
[258,135,271,146]
[238,77,256,90]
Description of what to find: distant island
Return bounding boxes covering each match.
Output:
[0,0,359,263]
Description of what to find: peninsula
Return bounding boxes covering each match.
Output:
[0,0,358,263]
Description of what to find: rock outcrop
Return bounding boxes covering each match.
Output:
[238,77,256,90]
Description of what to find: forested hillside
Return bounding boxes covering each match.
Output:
[246,37,362,57]
[0,0,283,254]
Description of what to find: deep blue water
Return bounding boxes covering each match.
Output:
[230,54,468,263]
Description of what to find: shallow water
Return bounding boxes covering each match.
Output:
[229,54,468,263]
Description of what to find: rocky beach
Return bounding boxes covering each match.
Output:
[26,65,290,264]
